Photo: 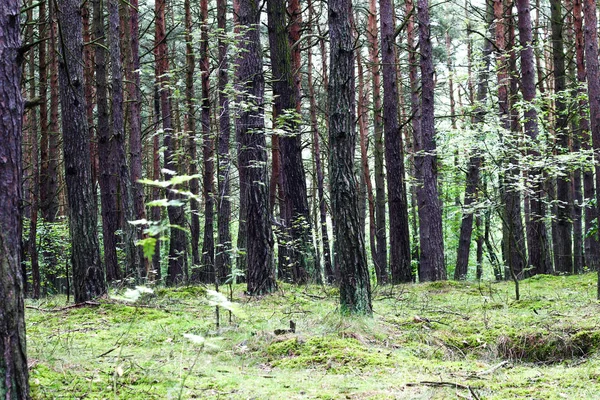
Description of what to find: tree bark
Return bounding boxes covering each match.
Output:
[57,0,106,301]
[307,0,334,284]
[200,0,215,283]
[380,0,412,283]
[125,0,148,278]
[93,0,120,282]
[455,0,493,280]
[516,0,552,275]
[0,2,29,396]
[574,0,600,271]
[356,49,378,287]
[109,0,139,278]
[550,0,573,274]
[236,0,276,295]
[267,0,314,284]
[329,0,372,314]
[582,0,600,297]
[497,0,527,279]
[416,0,446,281]
[367,0,388,282]
[155,0,187,285]
[216,0,232,283]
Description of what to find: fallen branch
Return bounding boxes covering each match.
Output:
[406,381,481,400]
[476,360,510,376]
[26,301,101,312]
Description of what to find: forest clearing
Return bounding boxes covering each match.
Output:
[27,274,600,399]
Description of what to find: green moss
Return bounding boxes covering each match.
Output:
[267,336,392,372]
[155,285,207,299]
[25,274,600,399]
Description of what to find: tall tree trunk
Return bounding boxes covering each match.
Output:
[0,1,29,394]
[380,0,412,283]
[516,0,552,275]
[183,0,200,272]
[236,0,276,295]
[200,0,215,283]
[267,0,314,284]
[416,0,446,281]
[109,0,139,278]
[407,0,421,269]
[455,0,493,280]
[497,0,527,279]
[126,0,148,278]
[367,0,388,282]
[550,0,573,274]
[307,0,334,284]
[574,0,600,271]
[583,0,600,297]
[93,0,120,282]
[151,88,162,280]
[42,0,60,223]
[25,9,40,298]
[356,49,378,286]
[329,0,372,314]
[57,0,106,301]
[216,0,232,283]
[155,0,187,285]
[82,2,97,207]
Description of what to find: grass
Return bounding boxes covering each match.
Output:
[26,273,600,399]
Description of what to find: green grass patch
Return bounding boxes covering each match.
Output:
[26,274,600,399]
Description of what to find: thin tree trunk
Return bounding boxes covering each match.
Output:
[416,0,446,281]
[216,0,232,283]
[183,0,200,272]
[356,49,378,285]
[367,0,388,281]
[155,0,187,285]
[550,0,573,274]
[57,0,106,301]
[151,87,162,280]
[582,0,600,297]
[200,0,215,283]
[329,0,373,313]
[407,0,421,270]
[93,0,120,282]
[455,0,493,280]
[380,0,411,283]
[307,0,334,284]
[516,0,552,275]
[574,0,600,271]
[125,0,148,278]
[109,0,139,278]
[497,0,527,279]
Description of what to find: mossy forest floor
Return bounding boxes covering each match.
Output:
[26,273,600,399]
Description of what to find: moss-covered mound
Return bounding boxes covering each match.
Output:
[266,335,393,372]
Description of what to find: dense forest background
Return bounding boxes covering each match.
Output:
[12,0,600,303]
[5,0,600,396]
[5,0,600,307]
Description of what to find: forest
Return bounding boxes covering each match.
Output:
[3,0,600,396]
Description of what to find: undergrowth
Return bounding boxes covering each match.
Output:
[26,273,600,399]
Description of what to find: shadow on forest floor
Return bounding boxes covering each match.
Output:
[26,273,600,399]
